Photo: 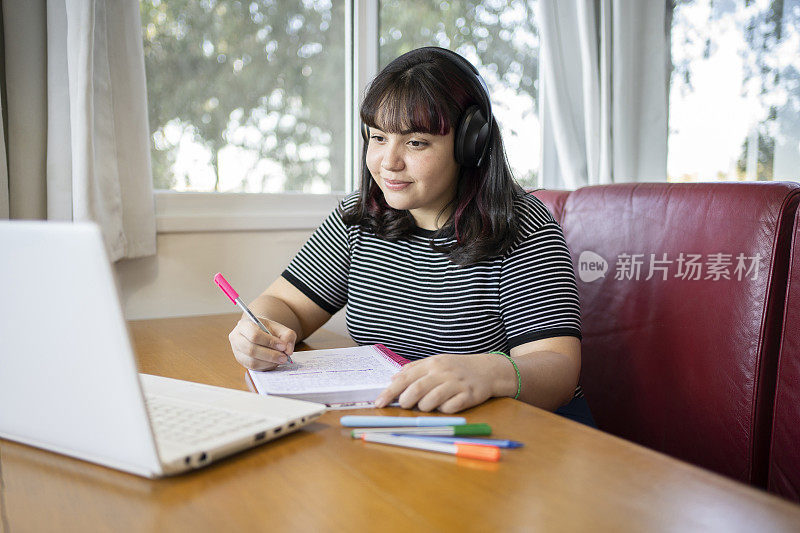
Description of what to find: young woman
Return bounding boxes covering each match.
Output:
[228,47,594,424]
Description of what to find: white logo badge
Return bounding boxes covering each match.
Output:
[578,251,608,283]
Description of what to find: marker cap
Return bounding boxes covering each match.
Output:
[214,273,239,303]
[455,443,501,462]
[452,423,492,436]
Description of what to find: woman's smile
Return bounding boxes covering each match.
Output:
[382,178,412,191]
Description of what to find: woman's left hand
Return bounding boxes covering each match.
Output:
[373,353,514,413]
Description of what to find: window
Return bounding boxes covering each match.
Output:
[141,0,346,194]
[140,0,543,232]
[378,0,541,187]
[669,0,800,182]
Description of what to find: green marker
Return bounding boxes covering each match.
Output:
[350,423,491,438]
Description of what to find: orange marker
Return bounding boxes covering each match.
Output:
[361,433,500,462]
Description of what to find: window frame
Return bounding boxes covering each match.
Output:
[153,0,380,234]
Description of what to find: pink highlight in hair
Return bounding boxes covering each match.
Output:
[453,171,490,243]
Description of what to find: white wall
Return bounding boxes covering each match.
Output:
[114,230,349,337]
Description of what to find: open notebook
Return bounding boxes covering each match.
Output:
[248,344,410,408]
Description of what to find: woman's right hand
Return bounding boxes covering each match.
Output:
[228,315,297,371]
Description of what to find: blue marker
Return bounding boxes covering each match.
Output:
[389,434,524,449]
[339,415,466,427]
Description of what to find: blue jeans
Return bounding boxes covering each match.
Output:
[554,396,597,428]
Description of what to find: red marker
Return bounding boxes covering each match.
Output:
[214,273,293,364]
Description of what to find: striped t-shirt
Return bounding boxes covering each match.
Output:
[283,192,582,367]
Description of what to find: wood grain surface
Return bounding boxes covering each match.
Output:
[1,313,799,532]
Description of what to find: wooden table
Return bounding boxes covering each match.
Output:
[2,313,800,532]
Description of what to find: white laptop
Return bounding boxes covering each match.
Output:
[0,221,326,478]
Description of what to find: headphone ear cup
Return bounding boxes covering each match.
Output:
[454,105,489,168]
[361,123,370,143]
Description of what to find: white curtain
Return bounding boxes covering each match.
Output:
[2,0,156,260]
[538,0,670,189]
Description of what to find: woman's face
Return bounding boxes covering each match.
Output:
[365,125,460,230]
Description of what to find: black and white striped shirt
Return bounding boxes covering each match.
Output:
[283,192,582,368]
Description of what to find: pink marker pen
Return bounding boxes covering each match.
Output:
[214,273,293,364]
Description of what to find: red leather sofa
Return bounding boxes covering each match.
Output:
[532,182,800,498]
[769,208,800,501]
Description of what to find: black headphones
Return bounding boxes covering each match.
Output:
[360,47,494,168]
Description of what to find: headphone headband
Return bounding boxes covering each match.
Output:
[412,46,493,131]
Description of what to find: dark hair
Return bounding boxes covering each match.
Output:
[341,47,524,265]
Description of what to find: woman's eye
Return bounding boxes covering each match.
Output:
[408,140,428,147]
[370,135,385,142]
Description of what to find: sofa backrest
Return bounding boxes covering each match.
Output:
[529,189,570,225]
[533,182,800,486]
[769,209,800,501]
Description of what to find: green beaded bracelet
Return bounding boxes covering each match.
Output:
[490,350,521,400]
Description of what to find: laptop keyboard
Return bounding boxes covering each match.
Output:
[145,395,274,446]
